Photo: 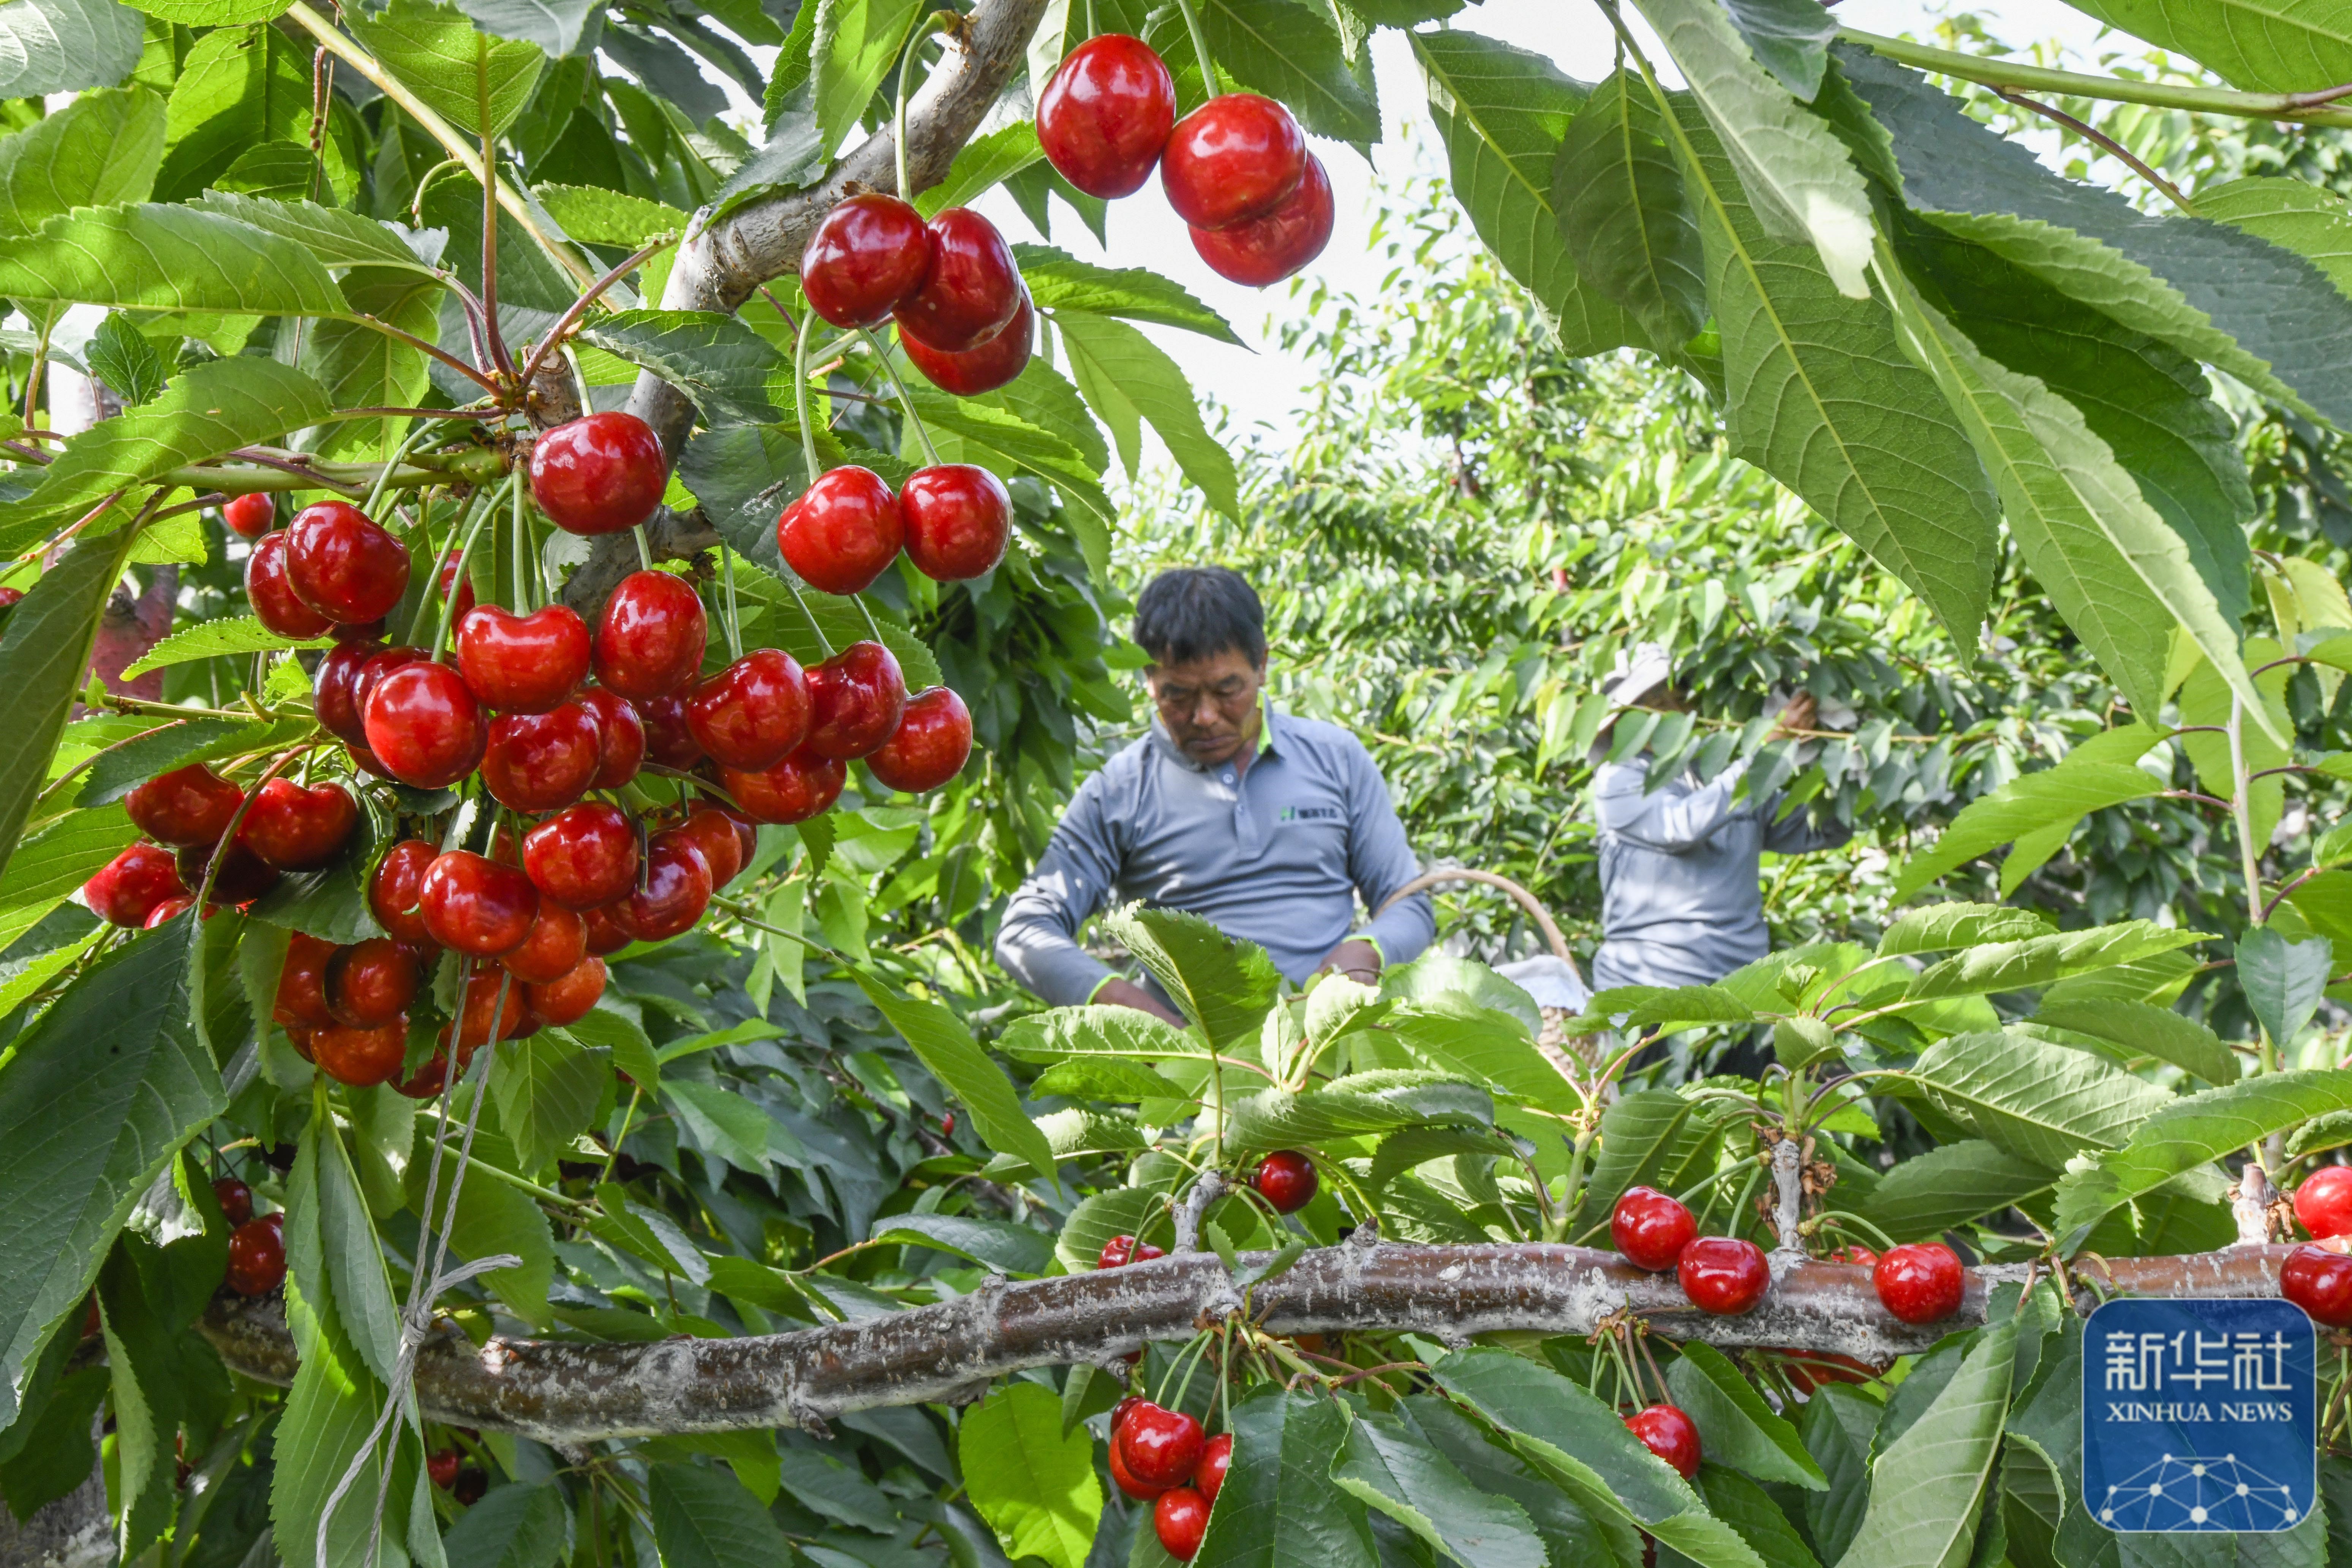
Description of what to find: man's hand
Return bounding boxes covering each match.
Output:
[1769,691,1819,741]
[1317,939,1383,986]
[1095,977,1190,1029]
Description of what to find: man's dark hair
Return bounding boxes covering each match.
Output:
[1133,567,1266,667]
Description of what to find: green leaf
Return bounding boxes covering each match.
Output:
[1381,1005,1577,1114]
[0,931,223,1424]
[1854,1139,2060,1241]
[133,0,285,24]
[1834,1321,2015,1568]
[577,310,786,425]
[349,0,545,137]
[1200,0,1376,145]
[871,1212,1054,1276]
[0,201,346,327]
[1196,1387,1378,1568]
[1227,1078,1492,1151]
[2199,175,2352,300]
[84,313,166,406]
[156,25,347,201]
[1634,0,1873,295]
[0,359,332,553]
[0,0,141,100]
[305,266,438,461]
[648,1462,797,1568]
[533,182,686,245]
[1695,1466,1824,1568]
[899,378,1118,540]
[1399,1394,1619,1567]
[454,0,600,58]
[2238,926,2334,1048]
[959,1382,1101,1568]
[405,1123,553,1325]
[0,805,135,951]
[1103,903,1282,1050]
[916,120,1040,218]
[1799,1387,1878,1563]
[1000,1004,1210,1063]
[1055,1184,1166,1274]
[1878,903,2054,956]
[1665,100,1998,646]
[1571,983,1754,1031]
[1054,308,1239,517]
[1015,243,1241,344]
[811,0,921,156]
[775,1446,895,1528]
[490,1031,608,1176]
[1879,251,2259,739]
[663,1079,773,1173]
[0,530,142,884]
[1413,30,1645,355]
[1902,921,2208,1002]
[1891,762,2163,901]
[1572,1087,1694,1232]
[2057,0,2352,93]
[191,191,438,272]
[853,975,1056,1178]
[440,1481,569,1568]
[1721,0,1835,99]
[0,85,161,240]
[1905,1028,2173,1168]
[1330,1408,1546,1568]
[318,1122,400,1387]
[1665,1341,1826,1489]
[117,616,332,679]
[2030,999,2237,1085]
[1552,68,1708,353]
[1838,45,2352,434]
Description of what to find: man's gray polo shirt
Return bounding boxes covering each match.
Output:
[995,705,1435,1005]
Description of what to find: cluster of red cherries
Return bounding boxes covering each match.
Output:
[1037,35,1333,288]
[2282,1166,2352,1325]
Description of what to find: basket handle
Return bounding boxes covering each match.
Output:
[1376,868,1583,985]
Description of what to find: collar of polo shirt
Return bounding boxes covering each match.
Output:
[1152,694,1285,772]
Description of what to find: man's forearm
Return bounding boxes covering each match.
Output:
[993,904,1114,1007]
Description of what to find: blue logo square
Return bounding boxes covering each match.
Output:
[2081,1298,2316,1533]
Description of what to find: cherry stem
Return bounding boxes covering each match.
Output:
[852,594,884,644]
[516,233,682,394]
[857,326,941,466]
[631,524,653,574]
[1170,0,1216,95]
[719,545,743,660]
[782,578,835,661]
[477,68,519,383]
[362,424,435,518]
[893,11,961,200]
[511,465,531,612]
[793,309,824,483]
[433,482,502,653]
[397,488,438,644]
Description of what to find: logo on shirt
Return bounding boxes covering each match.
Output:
[1279,806,1343,822]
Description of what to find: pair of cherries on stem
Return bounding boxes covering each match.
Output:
[1036,36,1333,287]
[801,198,1031,393]
[779,463,1012,595]
[246,501,413,639]
[85,767,360,927]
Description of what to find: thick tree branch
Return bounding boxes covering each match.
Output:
[558,0,1050,619]
[198,1241,2302,1446]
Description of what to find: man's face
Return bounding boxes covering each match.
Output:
[1145,647,1265,767]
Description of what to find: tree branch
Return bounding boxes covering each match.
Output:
[197,1240,2304,1446]
[558,0,1051,618]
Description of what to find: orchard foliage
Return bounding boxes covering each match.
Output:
[12,0,2352,1566]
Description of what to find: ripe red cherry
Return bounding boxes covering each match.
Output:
[427,1450,460,1490]
[501,902,588,985]
[1098,1234,1165,1269]
[615,829,712,944]
[418,851,540,957]
[370,839,439,947]
[482,703,602,812]
[312,1019,409,1087]
[438,547,476,620]
[223,493,276,538]
[83,843,188,926]
[1038,35,1177,198]
[688,648,811,770]
[866,686,973,793]
[901,465,1010,581]
[1252,1150,1317,1214]
[1119,1403,1205,1489]
[2283,1242,2352,1326]
[721,749,845,824]
[287,502,410,624]
[125,765,244,848]
[800,193,933,329]
[238,778,357,871]
[449,968,531,1048]
[456,604,592,714]
[273,933,336,1029]
[900,292,1033,395]
[779,468,904,596]
[530,411,668,536]
[246,531,336,638]
[1162,94,1305,231]
[2298,1167,2352,1239]
[331,616,389,645]
[213,1175,254,1226]
[522,803,640,910]
[1612,1186,1697,1273]
[893,209,1022,352]
[581,688,646,787]
[364,662,487,788]
[1153,1487,1209,1561]
[325,939,418,1028]
[224,1215,287,1296]
[315,639,384,744]
[527,956,607,1026]
[1678,1236,1769,1315]
[143,895,200,927]
[1108,1435,1165,1501]
[637,691,704,771]
[581,904,632,956]
[675,807,746,890]
[593,571,707,699]
[1191,152,1333,287]
[1873,1243,1965,1325]
[806,641,907,759]
[1833,1244,1879,1266]
[180,838,279,904]
[1624,1404,1701,1480]
[1192,1435,1230,1504]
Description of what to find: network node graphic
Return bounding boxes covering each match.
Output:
[2096,1454,2301,1533]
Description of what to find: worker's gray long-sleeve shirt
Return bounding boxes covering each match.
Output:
[995,705,1435,1005]
[1592,756,1852,992]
